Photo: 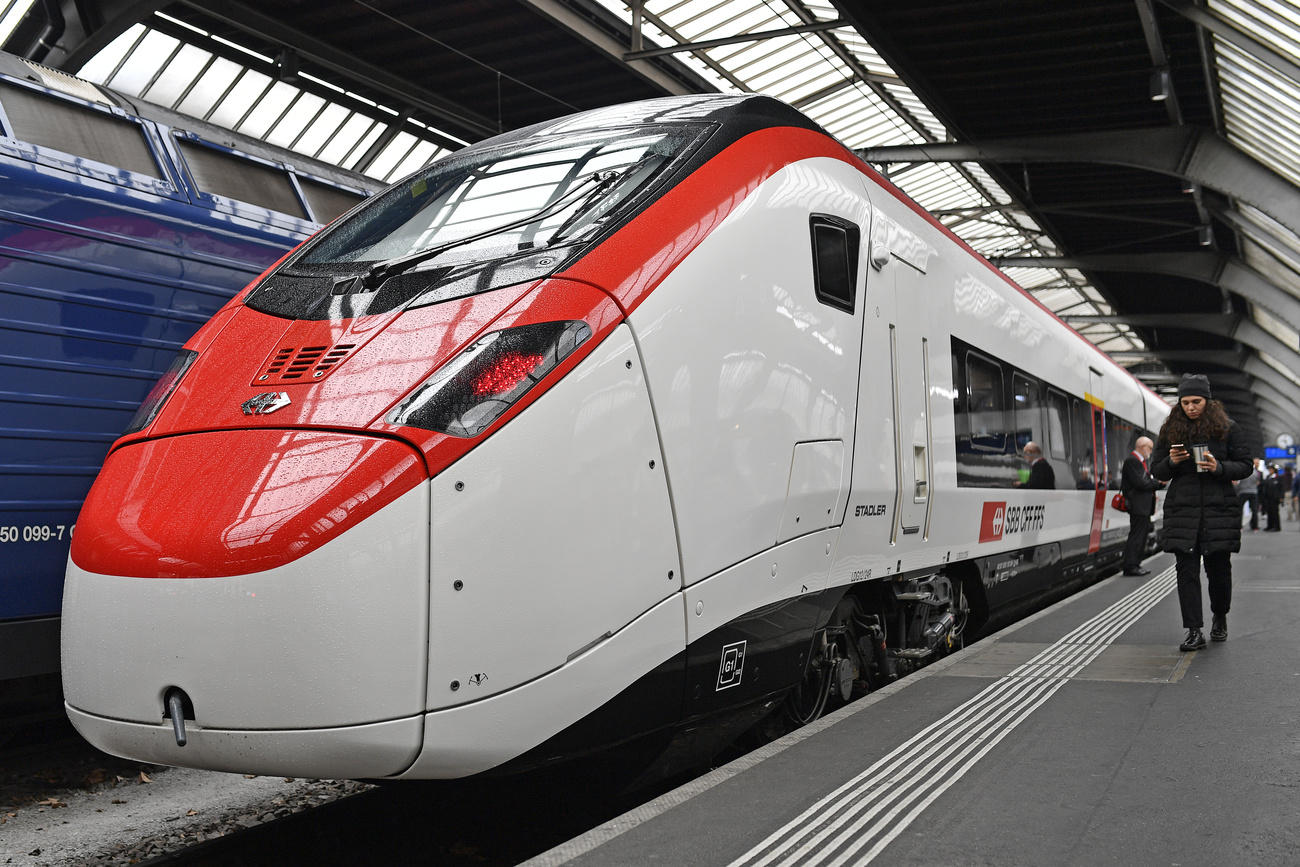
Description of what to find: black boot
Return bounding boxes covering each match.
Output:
[1210,614,1227,642]
[1179,628,1207,651]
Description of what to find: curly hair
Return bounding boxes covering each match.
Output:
[1158,398,1232,446]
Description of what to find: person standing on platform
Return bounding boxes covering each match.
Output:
[1259,465,1283,531]
[1152,374,1252,651]
[1121,436,1159,576]
[1019,441,1055,489]
[1235,461,1260,532]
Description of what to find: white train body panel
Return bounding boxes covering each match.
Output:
[401,595,684,778]
[62,94,1169,780]
[425,324,680,705]
[62,484,431,777]
[629,157,867,585]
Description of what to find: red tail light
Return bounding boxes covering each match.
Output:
[471,351,547,398]
[389,321,591,438]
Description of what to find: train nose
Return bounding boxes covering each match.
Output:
[61,429,431,778]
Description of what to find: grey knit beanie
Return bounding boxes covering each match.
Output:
[1177,373,1211,400]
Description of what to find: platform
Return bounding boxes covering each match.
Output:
[530,527,1300,867]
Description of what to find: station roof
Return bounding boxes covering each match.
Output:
[3,0,1297,451]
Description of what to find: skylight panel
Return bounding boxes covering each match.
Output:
[235,80,298,140]
[207,68,274,129]
[174,56,242,119]
[1252,306,1300,351]
[0,0,37,45]
[74,16,457,182]
[317,114,377,164]
[1259,351,1300,387]
[140,43,209,108]
[295,102,351,155]
[102,29,180,94]
[265,91,327,150]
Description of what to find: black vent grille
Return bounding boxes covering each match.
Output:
[256,344,356,384]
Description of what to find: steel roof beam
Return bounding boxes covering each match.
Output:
[622,18,849,60]
[1063,314,1300,369]
[1244,358,1300,406]
[1158,0,1300,84]
[1209,206,1300,281]
[991,252,1300,327]
[1144,374,1299,430]
[858,127,1300,238]
[519,0,703,95]
[170,0,499,139]
[1119,351,1300,412]
[27,0,166,69]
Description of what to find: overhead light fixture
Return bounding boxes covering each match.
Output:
[1198,224,1214,246]
[1181,181,1197,194]
[1149,67,1171,102]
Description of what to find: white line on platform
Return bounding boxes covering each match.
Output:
[731,567,1177,866]
[521,556,1173,867]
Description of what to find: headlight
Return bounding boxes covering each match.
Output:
[388,321,591,438]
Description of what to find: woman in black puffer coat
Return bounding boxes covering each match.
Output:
[1151,374,1253,652]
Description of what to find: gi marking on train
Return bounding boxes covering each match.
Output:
[979,502,1046,543]
[716,641,747,691]
[241,392,292,415]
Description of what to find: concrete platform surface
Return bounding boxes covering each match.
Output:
[530,528,1300,867]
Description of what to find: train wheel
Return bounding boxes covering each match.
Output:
[785,637,833,726]
[950,578,970,651]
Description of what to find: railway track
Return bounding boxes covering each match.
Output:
[138,761,693,866]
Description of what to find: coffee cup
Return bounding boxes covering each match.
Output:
[1191,444,1209,471]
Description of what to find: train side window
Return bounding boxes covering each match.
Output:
[1106,412,1134,489]
[1046,388,1070,461]
[965,351,1007,453]
[177,138,307,218]
[0,79,160,178]
[1069,397,1096,488]
[1012,373,1041,454]
[809,215,859,314]
[297,176,366,224]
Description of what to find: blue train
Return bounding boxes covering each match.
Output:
[0,51,380,682]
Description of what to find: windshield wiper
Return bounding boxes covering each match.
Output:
[362,170,622,289]
[545,154,658,246]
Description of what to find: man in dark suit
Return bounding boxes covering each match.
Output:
[1021,441,1055,490]
[1121,436,1160,575]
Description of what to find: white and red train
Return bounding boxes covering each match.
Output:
[61,94,1169,780]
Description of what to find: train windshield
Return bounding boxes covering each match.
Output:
[247,125,700,319]
[299,126,693,271]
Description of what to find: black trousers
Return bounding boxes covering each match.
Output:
[1263,498,1281,530]
[1175,550,1231,628]
[1122,512,1150,570]
[1238,492,1258,530]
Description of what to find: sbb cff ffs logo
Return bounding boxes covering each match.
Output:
[979,501,1046,543]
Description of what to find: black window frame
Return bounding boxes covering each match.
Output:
[1011,371,1040,455]
[1046,387,1071,461]
[964,349,1008,453]
[809,214,859,314]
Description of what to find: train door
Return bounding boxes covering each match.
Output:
[846,203,935,554]
[1086,369,1106,553]
[888,263,933,541]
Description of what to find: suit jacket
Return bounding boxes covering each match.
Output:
[1025,458,1056,490]
[1120,452,1158,517]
